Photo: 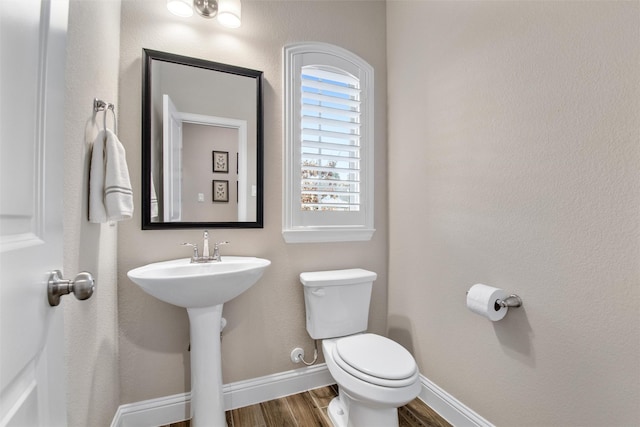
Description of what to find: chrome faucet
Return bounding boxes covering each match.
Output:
[182,231,229,263]
[202,230,210,259]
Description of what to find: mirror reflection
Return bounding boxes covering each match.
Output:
[142,49,263,229]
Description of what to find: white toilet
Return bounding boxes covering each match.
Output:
[300,269,421,427]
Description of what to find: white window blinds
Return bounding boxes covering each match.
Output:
[300,66,361,212]
[284,42,374,243]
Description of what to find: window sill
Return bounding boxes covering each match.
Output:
[282,227,375,243]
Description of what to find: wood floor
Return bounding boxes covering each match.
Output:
[165,385,451,427]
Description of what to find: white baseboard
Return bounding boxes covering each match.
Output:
[110,392,191,427]
[110,364,333,427]
[111,365,493,427]
[222,363,334,411]
[418,376,493,427]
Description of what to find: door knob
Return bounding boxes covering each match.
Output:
[47,270,96,306]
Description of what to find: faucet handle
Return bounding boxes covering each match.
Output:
[212,241,229,261]
[214,241,229,248]
[181,242,199,262]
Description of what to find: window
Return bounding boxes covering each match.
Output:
[283,42,374,243]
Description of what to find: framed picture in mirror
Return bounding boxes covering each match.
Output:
[213,180,229,203]
[213,150,229,173]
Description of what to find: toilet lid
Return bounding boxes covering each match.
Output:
[333,334,418,387]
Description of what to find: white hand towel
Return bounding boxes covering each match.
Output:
[89,129,134,223]
[89,130,108,223]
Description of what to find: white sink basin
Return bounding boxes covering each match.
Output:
[127,256,271,308]
[127,255,271,426]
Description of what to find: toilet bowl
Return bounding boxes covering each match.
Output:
[300,269,421,427]
[322,335,421,427]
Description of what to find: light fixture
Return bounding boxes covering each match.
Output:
[168,0,241,28]
[166,0,193,17]
[194,0,218,18]
[217,0,242,29]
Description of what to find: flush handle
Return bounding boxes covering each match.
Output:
[311,288,325,297]
[47,270,96,306]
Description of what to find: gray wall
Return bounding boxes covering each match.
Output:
[182,123,239,222]
[116,0,388,404]
[63,1,121,426]
[387,1,640,426]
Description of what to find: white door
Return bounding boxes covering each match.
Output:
[163,94,183,222]
[0,0,70,425]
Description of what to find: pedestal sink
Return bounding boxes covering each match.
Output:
[127,256,271,427]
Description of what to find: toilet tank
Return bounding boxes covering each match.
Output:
[300,269,377,339]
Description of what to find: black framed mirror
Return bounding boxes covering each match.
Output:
[142,49,263,229]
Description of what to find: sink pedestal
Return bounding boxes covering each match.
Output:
[187,304,226,427]
[127,256,271,426]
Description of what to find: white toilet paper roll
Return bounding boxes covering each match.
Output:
[466,284,508,321]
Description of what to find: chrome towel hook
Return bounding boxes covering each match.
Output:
[93,98,117,134]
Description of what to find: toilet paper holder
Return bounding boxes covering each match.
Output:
[465,291,523,310]
[494,294,522,309]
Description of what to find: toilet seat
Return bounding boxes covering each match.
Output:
[332,334,418,388]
